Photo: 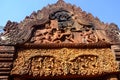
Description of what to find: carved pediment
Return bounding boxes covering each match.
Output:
[29,9,98,45]
[0,0,119,47]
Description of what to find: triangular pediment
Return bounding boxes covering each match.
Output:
[0,0,120,48]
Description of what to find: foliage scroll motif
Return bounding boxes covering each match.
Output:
[11,48,118,77]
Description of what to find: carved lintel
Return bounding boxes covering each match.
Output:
[11,48,119,77]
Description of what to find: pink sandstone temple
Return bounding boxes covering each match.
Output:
[0,0,120,80]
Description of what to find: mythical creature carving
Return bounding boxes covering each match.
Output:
[0,21,33,45]
[0,18,49,45]
[31,9,98,44]
[49,9,74,30]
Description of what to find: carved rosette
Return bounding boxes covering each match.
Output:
[11,48,118,77]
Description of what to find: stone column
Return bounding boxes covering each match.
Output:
[0,46,15,80]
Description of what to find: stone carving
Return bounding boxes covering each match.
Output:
[0,0,119,46]
[0,62,12,68]
[0,0,119,80]
[31,56,55,76]
[30,55,99,76]
[0,19,50,45]
[49,9,74,30]
[0,21,33,45]
[31,9,98,44]
[106,23,120,43]
[11,48,118,77]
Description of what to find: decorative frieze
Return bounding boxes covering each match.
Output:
[11,48,118,77]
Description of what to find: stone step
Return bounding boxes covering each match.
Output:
[0,58,13,61]
[0,46,14,53]
[116,57,120,61]
[115,54,120,57]
[0,78,8,80]
[114,51,120,60]
[114,49,120,52]
[0,72,10,75]
[0,68,11,71]
[115,53,120,60]
[114,51,120,55]
[0,76,8,79]
[0,54,14,58]
[0,79,8,80]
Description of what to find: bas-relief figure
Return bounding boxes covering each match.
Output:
[0,0,120,80]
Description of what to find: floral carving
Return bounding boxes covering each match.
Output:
[11,48,118,77]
